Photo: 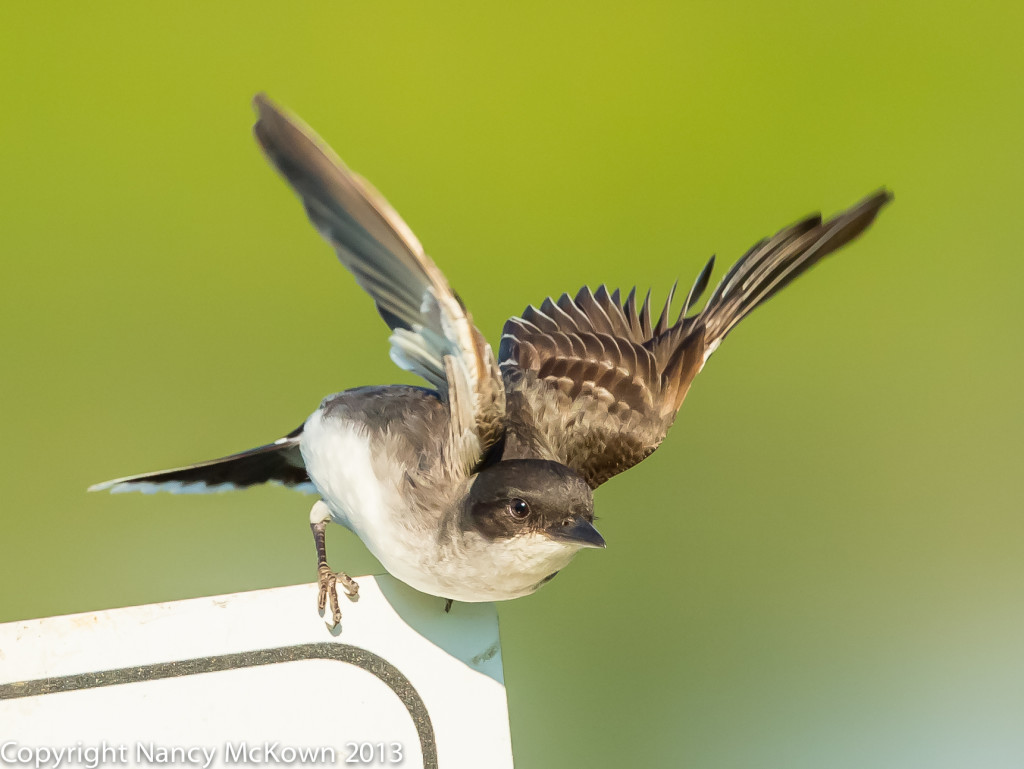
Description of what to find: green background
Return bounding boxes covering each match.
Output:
[2,2,1022,766]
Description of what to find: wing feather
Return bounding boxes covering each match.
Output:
[252,94,505,469]
[499,190,891,488]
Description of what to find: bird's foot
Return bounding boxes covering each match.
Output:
[317,564,359,626]
[310,511,358,626]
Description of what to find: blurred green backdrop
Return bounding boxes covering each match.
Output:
[2,2,1022,767]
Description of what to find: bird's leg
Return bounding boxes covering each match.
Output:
[444,598,454,613]
[310,501,359,625]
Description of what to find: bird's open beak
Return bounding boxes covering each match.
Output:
[548,517,606,549]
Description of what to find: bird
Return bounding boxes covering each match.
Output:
[90,93,892,625]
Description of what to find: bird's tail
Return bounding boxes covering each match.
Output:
[655,189,892,414]
[88,425,314,495]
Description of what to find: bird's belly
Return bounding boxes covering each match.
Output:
[300,412,415,550]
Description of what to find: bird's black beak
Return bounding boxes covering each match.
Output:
[548,517,606,549]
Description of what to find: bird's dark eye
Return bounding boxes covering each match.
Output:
[508,498,530,519]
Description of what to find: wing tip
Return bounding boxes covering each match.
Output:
[251,92,291,158]
[252,91,272,111]
[855,187,894,219]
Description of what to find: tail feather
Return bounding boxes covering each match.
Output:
[88,425,314,495]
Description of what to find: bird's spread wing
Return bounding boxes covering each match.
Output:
[253,94,505,472]
[498,284,686,489]
[499,190,891,489]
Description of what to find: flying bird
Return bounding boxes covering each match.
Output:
[91,93,891,624]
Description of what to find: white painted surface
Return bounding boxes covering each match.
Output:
[0,577,512,769]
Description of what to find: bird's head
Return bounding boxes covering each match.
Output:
[462,459,604,550]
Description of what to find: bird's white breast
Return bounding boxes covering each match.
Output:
[301,411,385,531]
[300,409,444,594]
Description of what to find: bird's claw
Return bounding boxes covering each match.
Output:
[318,565,359,625]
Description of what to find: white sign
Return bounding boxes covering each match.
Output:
[0,577,513,769]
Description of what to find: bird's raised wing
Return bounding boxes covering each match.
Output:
[499,190,891,489]
[253,94,505,472]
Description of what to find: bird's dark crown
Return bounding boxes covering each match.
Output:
[465,459,594,541]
